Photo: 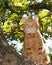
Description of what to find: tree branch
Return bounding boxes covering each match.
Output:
[4,1,52,15]
[28,2,52,11]
[0,27,9,46]
[40,12,52,19]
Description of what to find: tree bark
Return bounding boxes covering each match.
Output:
[0,28,52,65]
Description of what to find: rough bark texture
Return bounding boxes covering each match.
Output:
[0,40,41,65]
[0,28,52,65]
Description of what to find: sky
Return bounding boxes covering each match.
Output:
[36,0,42,2]
[43,39,52,53]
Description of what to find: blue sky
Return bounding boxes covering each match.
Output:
[43,39,52,53]
[36,0,42,2]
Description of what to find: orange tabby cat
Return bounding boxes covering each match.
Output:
[22,15,50,65]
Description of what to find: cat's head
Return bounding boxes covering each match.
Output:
[22,16,39,33]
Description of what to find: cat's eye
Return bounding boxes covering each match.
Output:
[31,24,33,27]
[25,23,28,25]
[30,24,33,27]
[25,24,29,27]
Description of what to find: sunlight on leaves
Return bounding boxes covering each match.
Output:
[2,21,11,34]
[13,0,28,6]
[39,10,49,18]
[9,13,18,20]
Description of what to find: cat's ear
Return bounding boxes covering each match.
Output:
[34,15,39,27]
[34,15,38,22]
[22,15,27,22]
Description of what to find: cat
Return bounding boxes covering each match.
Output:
[22,15,50,65]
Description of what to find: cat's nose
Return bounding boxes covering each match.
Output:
[29,28,31,29]
[29,26,32,28]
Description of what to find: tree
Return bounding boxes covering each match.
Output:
[0,0,52,65]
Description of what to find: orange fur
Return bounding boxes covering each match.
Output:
[22,16,50,65]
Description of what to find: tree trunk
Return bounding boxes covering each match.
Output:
[0,28,52,65]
